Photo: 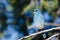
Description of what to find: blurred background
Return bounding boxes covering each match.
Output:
[0,0,60,40]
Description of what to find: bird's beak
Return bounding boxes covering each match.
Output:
[34,12,37,14]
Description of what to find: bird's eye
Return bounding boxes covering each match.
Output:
[34,9,38,12]
[35,10,38,12]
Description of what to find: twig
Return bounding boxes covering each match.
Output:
[18,28,55,40]
[45,23,60,26]
[46,33,60,40]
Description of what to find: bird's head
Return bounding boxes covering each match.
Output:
[33,9,41,14]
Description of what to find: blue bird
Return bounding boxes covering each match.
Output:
[33,9,44,29]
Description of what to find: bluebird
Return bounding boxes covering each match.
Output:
[33,9,44,29]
